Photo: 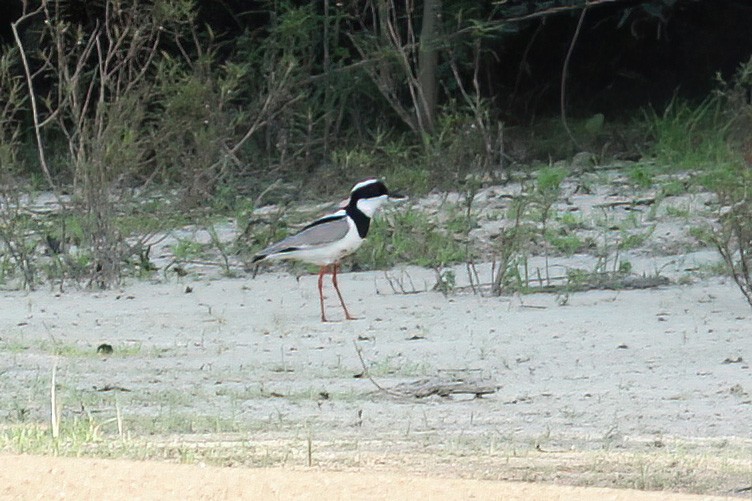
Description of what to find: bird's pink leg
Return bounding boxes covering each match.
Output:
[317,265,329,322]
[332,263,357,320]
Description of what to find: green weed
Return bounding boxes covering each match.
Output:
[558,212,587,230]
[547,232,587,256]
[628,164,655,188]
[664,204,690,218]
[659,178,689,197]
[0,337,143,358]
[619,227,654,250]
[643,95,737,170]
[172,239,207,261]
[361,208,471,269]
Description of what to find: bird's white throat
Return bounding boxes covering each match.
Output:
[356,194,388,218]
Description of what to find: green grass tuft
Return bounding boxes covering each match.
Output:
[643,95,738,170]
[360,208,472,269]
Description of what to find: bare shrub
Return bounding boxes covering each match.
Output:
[491,194,535,295]
[349,0,440,139]
[704,57,752,307]
[714,195,752,307]
[0,45,37,288]
[9,1,241,287]
[11,1,185,286]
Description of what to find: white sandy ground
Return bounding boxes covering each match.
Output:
[1,264,751,498]
[1,172,752,497]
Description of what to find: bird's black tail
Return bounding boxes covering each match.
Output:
[251,254,265,263]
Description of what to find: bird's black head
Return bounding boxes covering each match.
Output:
[343,179,391,238]
[349,178,389,203]
[344,179,407,237]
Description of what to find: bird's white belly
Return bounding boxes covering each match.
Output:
[274,219,364,266]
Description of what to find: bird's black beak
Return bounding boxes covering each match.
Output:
[388,191,408,202]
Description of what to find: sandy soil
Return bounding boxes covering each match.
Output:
[1,174,751,498]
[1,268,751,498]
[0,453,733,500]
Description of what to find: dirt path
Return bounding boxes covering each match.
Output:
[0,454,733,500]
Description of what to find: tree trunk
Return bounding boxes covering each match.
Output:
[417,0,441,135]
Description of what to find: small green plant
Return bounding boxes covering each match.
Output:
[367,354,429,377]
[659,178,689,197]
[433,269,456,296]
[172,239,206,261]
[628,165,655,188]
[491,194,535,295]
[619,227,654,250]
[547,232,586,256]
[664,204,690,218]
[535,167,568,203]
[206,223,235,277]
[643,94,735,169]
[566,268,590,288]
[534,166,567,284]
[558,212,586,230]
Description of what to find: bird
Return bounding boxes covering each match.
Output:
[252,178,399,322]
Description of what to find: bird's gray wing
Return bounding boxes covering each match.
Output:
[254,214,350,259]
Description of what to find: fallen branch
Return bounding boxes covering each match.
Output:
[352,341,401,398]
[95,385,132,392]
[392,378,498,399]
[594,197,656,209]
[354,342,497,399]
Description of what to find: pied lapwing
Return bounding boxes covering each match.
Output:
[252,179,399,322]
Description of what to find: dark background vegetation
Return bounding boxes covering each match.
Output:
[2,1,751,184]
[3,0,750,117]
[1,0,752,291]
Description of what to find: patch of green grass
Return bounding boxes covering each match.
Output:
[689,260,731,278]
[384,166,431,195]
[129,413,247,435]
[643,95,737,170]
[659,178,689,197]
[37,340,94,357]
[171,239,207,260]
[547,233,586,256]
[557,212,587,230]
[0,416,108,455]
[0,336,142,358]
[628,164,655,188]
[664,204,690,218]
[115,202,191,237]
[688,225,715,246]
[0,336,30,353]
[329,137,432,196]
[565,268,590,288]
[618,227,654,251]
[445,211,477,235]
[0,414,251,457]
[536,166,568,200]
[360,208,471,269]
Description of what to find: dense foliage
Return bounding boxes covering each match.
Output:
[1,0,749,192]
[1,0,751,290]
